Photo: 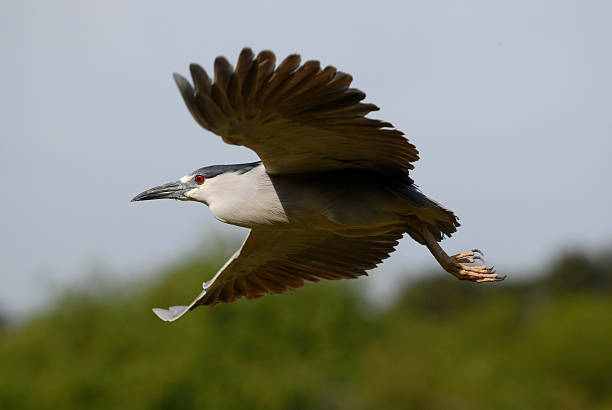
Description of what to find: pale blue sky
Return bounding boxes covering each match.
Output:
[2,0,611,318]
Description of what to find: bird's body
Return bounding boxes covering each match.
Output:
[195,161,452,238]
[133,48,504,322]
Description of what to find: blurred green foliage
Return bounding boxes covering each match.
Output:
[1,250,611,410]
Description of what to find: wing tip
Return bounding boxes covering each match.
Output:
[172,73,192,91]
[152,305,189,322]
[188,62,202,71]
[172,72,197,109]
[239,46,254,57]
[172,71,183,81]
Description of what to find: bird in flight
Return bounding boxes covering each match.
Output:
[132,48,504,322]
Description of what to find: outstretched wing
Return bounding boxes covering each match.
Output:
[173,47,419,176]
[153,229,404,322]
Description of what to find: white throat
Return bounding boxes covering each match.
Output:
[185,164,288,227]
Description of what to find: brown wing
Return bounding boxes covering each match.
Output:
[152,229,403,322]
[173,47,419,176]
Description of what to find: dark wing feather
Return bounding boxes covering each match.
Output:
[173,47,419,176]
[152,229,404,322]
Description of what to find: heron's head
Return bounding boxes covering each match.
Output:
[131,161,261,205]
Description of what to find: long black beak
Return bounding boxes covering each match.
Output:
[131,181,188,202]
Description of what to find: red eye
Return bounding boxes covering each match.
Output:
[194,175,205,184]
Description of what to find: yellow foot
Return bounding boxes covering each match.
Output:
[447,249,505,283]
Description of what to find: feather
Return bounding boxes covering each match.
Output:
[172,47,420,176]
[189,64,212,95]
[214,56,233,90]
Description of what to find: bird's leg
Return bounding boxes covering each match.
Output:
[419,225,505,283]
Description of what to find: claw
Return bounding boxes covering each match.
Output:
[472,249,484,256]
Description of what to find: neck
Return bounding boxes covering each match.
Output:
[203,163,289,227]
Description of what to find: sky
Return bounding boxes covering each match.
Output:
[1,0,611,319]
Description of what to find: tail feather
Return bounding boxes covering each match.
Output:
[386,181,460,244]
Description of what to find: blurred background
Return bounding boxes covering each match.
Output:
[1,1,611,409]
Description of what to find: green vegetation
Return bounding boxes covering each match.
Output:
[1,250,611,410]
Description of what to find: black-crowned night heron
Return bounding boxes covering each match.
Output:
[133,48,504,322]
